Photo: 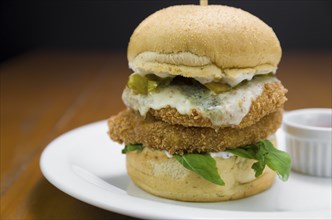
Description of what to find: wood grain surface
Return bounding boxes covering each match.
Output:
[1,50,331,219]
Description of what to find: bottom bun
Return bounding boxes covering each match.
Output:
[126,147,276,202]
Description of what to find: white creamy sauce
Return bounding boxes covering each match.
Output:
[193,75,219,84]
[163,150,173,158]
[122,76,278,126]
[210,151,234,159]
[140,72,175,79]
[222,68,276,87]
[136,68,275,86]
[138,70,218,84]
[162,150,234,159]
[223,72,259,87]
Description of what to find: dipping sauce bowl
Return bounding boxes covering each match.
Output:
[283,108,332,177]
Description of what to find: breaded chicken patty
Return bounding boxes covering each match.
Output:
[149,81,287,129]
[108,108,283,154]
[123,75,287,129]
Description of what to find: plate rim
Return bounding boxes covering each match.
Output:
[40,120,332,219]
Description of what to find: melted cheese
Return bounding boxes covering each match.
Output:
[137,67,276,86]
[122,76,278,126]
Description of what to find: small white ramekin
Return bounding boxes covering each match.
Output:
[283,108,332,177]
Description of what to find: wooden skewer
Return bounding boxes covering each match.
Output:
[200,0,208,6]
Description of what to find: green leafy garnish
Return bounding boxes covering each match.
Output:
[122,144,144,154]
[174,154,224,186]
[226,140,291,181]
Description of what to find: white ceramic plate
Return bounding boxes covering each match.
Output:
[40,120,332,219]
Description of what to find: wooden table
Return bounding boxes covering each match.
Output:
[1,50,331,219]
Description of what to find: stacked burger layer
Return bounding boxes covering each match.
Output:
[108,5,291,202]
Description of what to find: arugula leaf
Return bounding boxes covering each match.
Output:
[174,154,225,186]
[224,146,256,159]
[260,140,292,181]
[226,140,291,181]
[122,144,144,154]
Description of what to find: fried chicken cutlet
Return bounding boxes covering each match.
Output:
[108,108,282,154]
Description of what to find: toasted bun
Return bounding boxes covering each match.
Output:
[128,5,281,81]
[126,147,276,202]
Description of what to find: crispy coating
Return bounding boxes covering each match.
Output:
[148,81,287,129]
[108,108,283,154]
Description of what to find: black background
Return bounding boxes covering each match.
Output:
[1,0,331,62]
